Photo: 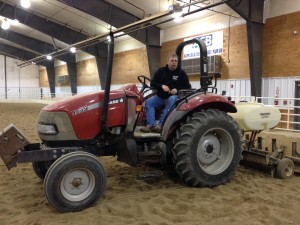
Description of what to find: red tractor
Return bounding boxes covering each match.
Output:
[0,38,242,212]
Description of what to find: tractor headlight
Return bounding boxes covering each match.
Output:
[37,124,57,135]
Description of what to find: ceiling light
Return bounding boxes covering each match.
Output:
[20,0,31,9]
[70,47,76,53]
[114,31,125,37]
[1,19,10,30]
[172,12,183,18]
[11,19,19,26]
[174,16,183,23]
[46,55,52,60]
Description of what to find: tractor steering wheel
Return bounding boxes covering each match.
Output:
[138,75,151,94]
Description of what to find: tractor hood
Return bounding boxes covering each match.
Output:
[37,89,139,141]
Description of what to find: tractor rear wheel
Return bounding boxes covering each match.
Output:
[44,151,106,212]
[172,109,243,187]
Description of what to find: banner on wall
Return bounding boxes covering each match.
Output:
[183,31,223,59]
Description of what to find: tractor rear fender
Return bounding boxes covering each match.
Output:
[161,94,237,140]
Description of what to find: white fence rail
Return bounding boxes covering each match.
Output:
[1,87,300,132]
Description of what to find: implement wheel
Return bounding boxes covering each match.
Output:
[172,109,243,187]
[276,158,294,179]
[44,151,106,212]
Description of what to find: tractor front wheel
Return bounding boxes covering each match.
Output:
[44,151,106,212]
[172,109,243,187]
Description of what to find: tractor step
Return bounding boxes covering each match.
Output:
[138,150,162,164]
[138,169,163,180]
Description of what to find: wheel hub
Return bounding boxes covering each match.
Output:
[72,177,83,188]
[60,169,95,202]
[197,134,220,165]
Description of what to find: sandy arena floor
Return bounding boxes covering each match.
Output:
[0,102,300,225]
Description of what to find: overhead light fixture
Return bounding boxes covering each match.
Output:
[12,5,20,25]
[172,11,183,18]
[1,18,10,30]
[20,0,31,9]
[11,19,19,26]
[172,11,183,23]
[46,55,52,60]
[70,47,76,53]
[174,16,183,23]
[169,2,183,23]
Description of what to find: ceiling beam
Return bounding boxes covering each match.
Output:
[0,1,108,89]
[59,0,161,77]
[0,29,75,63]
[0,1,101,54]
[59,0,160,46]
[0,29,78,94]
[0,43,47,67]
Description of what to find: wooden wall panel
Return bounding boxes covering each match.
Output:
[76,58,100,86]
[39,68,48,87]
[263,11,300,77]
[55,64,69,87]
[112,47,149,84]
[222,25,249,79]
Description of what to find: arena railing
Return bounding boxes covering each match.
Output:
[1,88,299,132]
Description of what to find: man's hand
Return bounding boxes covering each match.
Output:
[170,88,177,95]
[162,85,170,93]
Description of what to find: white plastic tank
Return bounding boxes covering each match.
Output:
[229,102,281,131]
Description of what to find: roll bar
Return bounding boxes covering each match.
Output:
[175,38,211,91]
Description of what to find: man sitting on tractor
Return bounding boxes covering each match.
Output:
[140,53,191,133]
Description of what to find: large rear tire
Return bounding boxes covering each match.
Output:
[172,109,243,187]
[44,151,106,212]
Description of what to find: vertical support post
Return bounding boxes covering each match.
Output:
[257,136,262,150]
[46,60,56,98]
[271,138,276,152]
[147,45,161,77]
[4,56,7,99]
[292,142,297,157]
[247,21,264,98]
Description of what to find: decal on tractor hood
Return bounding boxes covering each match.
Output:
[109,98,124,104]
[72,105,88,116]
[72,97,124,116]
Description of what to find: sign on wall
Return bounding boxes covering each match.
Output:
[183,31,223,59]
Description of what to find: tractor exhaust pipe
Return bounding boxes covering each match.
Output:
[101,32,114,134]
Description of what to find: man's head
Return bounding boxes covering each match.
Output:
[167,53,178,71]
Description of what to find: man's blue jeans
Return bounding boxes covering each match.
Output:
[145,95,178,127]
